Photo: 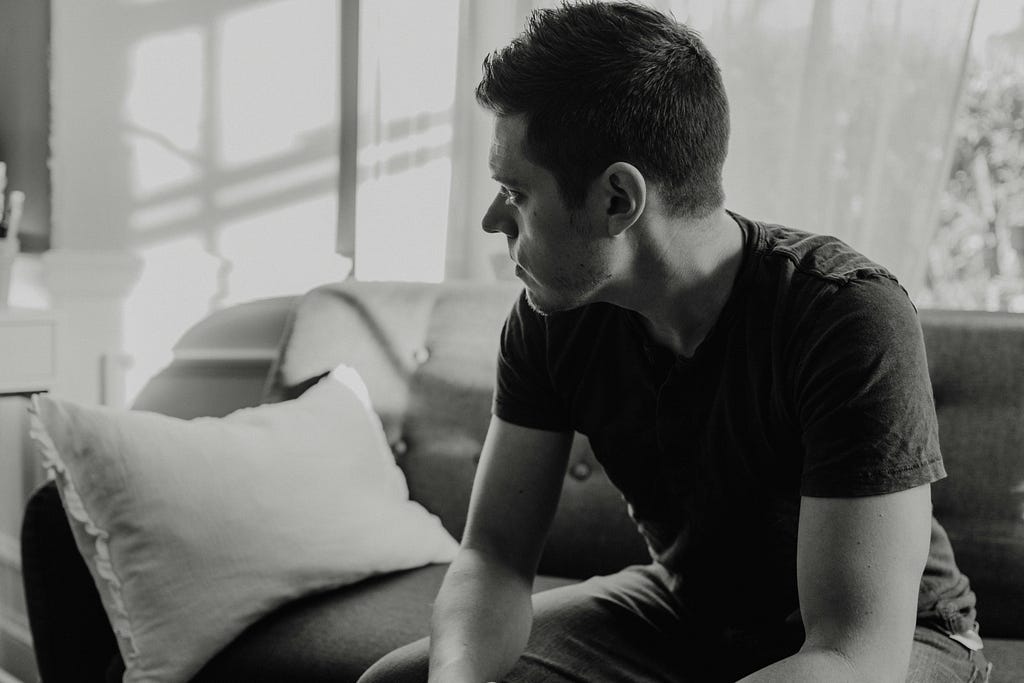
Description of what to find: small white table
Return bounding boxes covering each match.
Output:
[0,308,56,396]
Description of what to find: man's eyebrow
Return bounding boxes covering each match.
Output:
[491,171,523,187]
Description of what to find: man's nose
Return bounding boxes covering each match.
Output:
[482,194,517,237]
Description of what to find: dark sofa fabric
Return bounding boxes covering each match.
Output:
[921,310,1024,640]
[20,483,117,682]
[21,494,573,683]
[194,567,572,682]
[19,282,1024,682]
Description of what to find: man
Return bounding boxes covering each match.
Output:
[360,2,988,681]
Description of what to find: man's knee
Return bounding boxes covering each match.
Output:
[357,637,430,683]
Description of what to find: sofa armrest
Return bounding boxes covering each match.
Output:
[131,295,297,417]
[21,481,118,682]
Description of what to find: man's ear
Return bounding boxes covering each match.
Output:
[592,162,646,237]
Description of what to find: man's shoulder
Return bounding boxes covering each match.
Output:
[755,220,896,286]
[732,214,918,338]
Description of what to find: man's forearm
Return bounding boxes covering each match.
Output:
[428,547,534,683]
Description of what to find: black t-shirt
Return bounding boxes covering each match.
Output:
[493,212,975,633]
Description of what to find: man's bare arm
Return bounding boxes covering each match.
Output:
[739,484,932,682]
[428,416,572,683]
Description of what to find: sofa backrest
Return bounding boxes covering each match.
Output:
[132,296,295,419]
[919,309,1024,637]
[920,310,1024,522]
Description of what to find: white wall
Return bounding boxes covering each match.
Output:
[48,0,353,405]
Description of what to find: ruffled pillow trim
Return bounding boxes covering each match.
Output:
[28,396,140,660]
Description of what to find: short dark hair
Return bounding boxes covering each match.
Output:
[476,1,729,218]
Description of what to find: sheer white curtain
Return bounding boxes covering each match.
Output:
[442,0,979,295]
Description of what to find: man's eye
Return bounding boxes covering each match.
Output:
[500,187,523,206]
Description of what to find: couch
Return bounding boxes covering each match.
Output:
[19,280,1024,682]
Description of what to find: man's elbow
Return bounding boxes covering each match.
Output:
[799,639,911,683]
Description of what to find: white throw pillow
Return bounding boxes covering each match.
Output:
[29,364,459,683]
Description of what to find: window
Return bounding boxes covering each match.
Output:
[344,0,460,283]
[921,0,1024,311]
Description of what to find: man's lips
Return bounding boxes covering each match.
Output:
[508,252,527,279]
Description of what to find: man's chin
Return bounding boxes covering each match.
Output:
[523,286,582,316]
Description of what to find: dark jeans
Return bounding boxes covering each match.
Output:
[907,625,992,683]
[359,564,992,683]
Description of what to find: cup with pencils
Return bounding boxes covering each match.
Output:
[0,161,26,307]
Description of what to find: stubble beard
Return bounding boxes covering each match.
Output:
[521,211,612,316]
[522,268,611,316]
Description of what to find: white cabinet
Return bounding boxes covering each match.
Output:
[0,308,56,396]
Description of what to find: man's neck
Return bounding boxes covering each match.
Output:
[609,209,745,358]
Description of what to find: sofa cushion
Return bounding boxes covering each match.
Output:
[188,564,575,682]
[28,364,458,683]
[984,639,1024,683]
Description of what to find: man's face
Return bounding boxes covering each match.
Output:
[484,114,613,314]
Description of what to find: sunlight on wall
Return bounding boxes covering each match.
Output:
[125,28,205,196]
[125,238,223,404]
[118,0,349,403]
[356,159,452,281]
[217,194,349,305]
[218,2,340,168]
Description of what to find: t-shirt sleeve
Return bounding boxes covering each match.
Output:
[793,275,946,497]
[491,290,573,432]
